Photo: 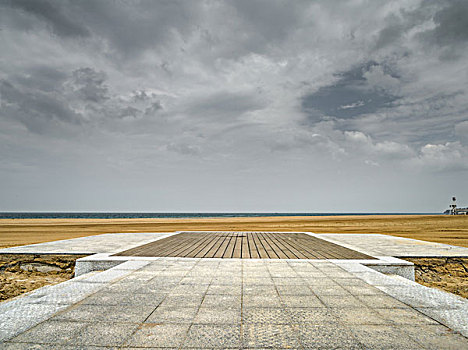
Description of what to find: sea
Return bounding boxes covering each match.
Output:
[0,212,439,219]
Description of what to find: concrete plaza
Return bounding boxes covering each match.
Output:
[1,232,467,349]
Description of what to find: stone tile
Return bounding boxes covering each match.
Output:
[206,284,242,295]
[242,284,277,296]
[243,277,274,285]
[343,285,385,295]
[242,308,290,324]
[193,307,241,324]
[404,325,468,349]
[171,283,209,295]
[349,325,425,349]
[356,294,410,309]
[375,308,439,325]
[158,294,204,308]
[276,284,312,295]
[9,320,88,345]
[182,324,241,348]
[311,285,352,297]
[272,277,306,285]
[69,322,139,347]
[243,294,282,308]
[333,278,370,286]
[287,308,339,325]
[211,277,242,285]
[53,304,154,323]
[102,283,143,294]
[242,324,301,349]
[201,294,241,309]
[281,295,324,308]
[0,304,68,342]
[145,305,198,324]
[318,295,366,308]
[0,343,64,349]
[124,323,190,348]
[81,291,166,307]
[135,282,178,294]
[0,344,110,350]
[331,307,392,325]
[296,324,363,349]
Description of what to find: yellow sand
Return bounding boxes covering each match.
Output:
[1,215,468,248]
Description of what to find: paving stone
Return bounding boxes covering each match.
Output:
[272,277,307,285]
[243,277,274,285]
[81,291,166,307]
[124,323,190,348]
[193,307,241,324]
[276,284,312,295]
[158,294,204,308]
[374,308,439,325]
[356,294,410,309]
[296,324,363,349]
[349,325,425,349]
[182,324,241,348]
[9,320,88,345]
[53,304,154,323]
[242,324,301,349]
[145,305,198,323]
[287,308,339,325]
[343,285,385,295]
[243,294,282,308]
[311,285,352,297]
[242,284,277,296]
[0,343,64,349]
[206,284,242,295]
[0,304,68,342]
[318,295,367,308]
[102,283,143,294]
[403,325,468,349]
[242,308,290,324]
[201,294,241,309]
[281,295,324,308]
[331,307,392,325]
[69,322,139,347]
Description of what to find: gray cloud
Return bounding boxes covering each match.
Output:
[1,0,468,212]
[0,79,82,134]
[301,62,400,121]
[70,68,108,103]
[5,0,89,38]
[429,0,468,46]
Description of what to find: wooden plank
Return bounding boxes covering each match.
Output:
[247,232,260,259]
[241,233,250,258]
[257,232,279,259]
[262,233,289,259]
[265,232,299,259]
[223,234,237,258]
[185,234,219,258]
[213,235,232,258]
[114,231,376,260]
[195,234,225,258]
[232,234,242,258]
[204,234,227,258]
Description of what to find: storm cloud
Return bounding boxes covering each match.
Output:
[0,0,467,212]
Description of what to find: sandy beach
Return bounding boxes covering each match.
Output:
[1,214,467,248]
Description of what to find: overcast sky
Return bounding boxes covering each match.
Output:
[1,0,468,213]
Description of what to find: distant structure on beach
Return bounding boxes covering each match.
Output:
[444,197,468,215]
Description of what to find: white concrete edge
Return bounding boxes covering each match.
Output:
[335,261,468,337]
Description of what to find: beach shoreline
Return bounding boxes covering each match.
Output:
[1,214,467,248]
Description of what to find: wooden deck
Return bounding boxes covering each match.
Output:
[114,232,375,260]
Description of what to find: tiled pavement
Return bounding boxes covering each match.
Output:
[1,258,467,349]
[320,233,468,257]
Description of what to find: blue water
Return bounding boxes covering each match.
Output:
[0,212,440,219]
